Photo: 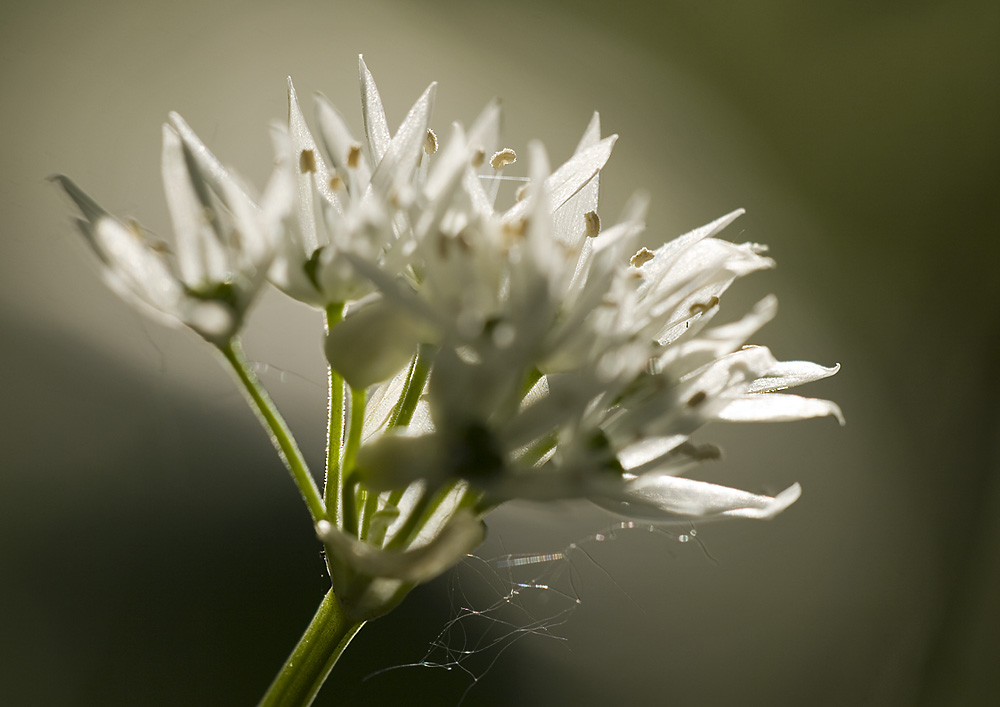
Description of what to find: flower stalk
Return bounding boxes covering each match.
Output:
[220,339,326,524]
[256,590,364,707]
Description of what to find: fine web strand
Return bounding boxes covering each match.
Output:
[363,518,716,704]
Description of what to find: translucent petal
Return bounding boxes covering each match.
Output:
[161,124,229,286]
[314,91,372,191]
[716,394,845,425]
[359,55,391,164]
[747,361,842,393]
[355,431,444,491]
[316,510,483,583]
[368,82,437,197]
[325,298,425,388]
[287,77,333,254]
[551,112,601,250]
[609,474,801,521]
[502,135,617,224]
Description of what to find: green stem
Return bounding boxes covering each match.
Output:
[387,344,434,429]
[324,304,346,527]
[257,589,365,707]
[220,339,326,524]
[343,386,367,535]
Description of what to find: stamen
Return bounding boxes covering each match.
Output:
[299,149,316,174]
[424,128,438,155]
[584,210,601,238]
[328,174,344,191]
[686,391,707,407]
[347,143,362,168]
[471,147,486,168]
[688,296,720,315]
[630,247,654,268]
[490,148,517,170]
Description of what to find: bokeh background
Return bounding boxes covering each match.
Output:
[2,1,998,705]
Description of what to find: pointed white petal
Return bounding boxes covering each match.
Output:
[359,55,391,164]
[716,394,845,424]
[167,112,244,200]
[502,135,617,224]
[609,474,801,521]
[369,82,437,196]
[747,361,841,393]
[287,77,329,253]
[314,92,372,189]
[161,124,229,286]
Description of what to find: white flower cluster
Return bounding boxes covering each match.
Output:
[57,57,840,617]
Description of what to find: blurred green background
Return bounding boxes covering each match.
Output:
[2,1,997,704]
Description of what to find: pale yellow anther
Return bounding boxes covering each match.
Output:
[299,149,316,174]
[630,247,655,268]
[424,128,438,155]
[347,143,362,168]
[490,148,517,170]
[471,147,485,168]
[688,296,720,316]
[584,210,601,238]
[328,174,344,191]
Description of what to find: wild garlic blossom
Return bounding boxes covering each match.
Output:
[54,116,293,345]
[55,56,842,704]
[56,57,840,628]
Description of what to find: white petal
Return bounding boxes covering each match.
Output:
[161,124,229,286]
[355,431,444,491]
[747,361,841,393]
[325,297,425,388]
[551,113,602,251]
[609,474,801,521]
[658,296,778,375]
[716,394,845,425]
[368,82,437,197]
[167,112,242,200]
[287,77,331,253]
[502,135,617,224]
[316,510,483,583]
[359,55,391,164]
[314,92,372,190]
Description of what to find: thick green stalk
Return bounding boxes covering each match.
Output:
[257,590,365,707]
[220,339,326,524]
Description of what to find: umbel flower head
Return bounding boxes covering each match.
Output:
[291,58,841,618]
[56,56,842,622]
[53,115,294,345]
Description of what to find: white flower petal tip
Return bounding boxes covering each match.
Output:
[717,394,845,426]
[610,475,802,522]
[316,512,484,584]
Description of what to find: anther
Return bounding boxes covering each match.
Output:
[299,149,316,174]
[490,148,517,170]
[424,128,438,155]
[630,247,655,267]
[688,296,720,315]
[347,143,362,168]
[471,147,486,168]
[584,210,601,238]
